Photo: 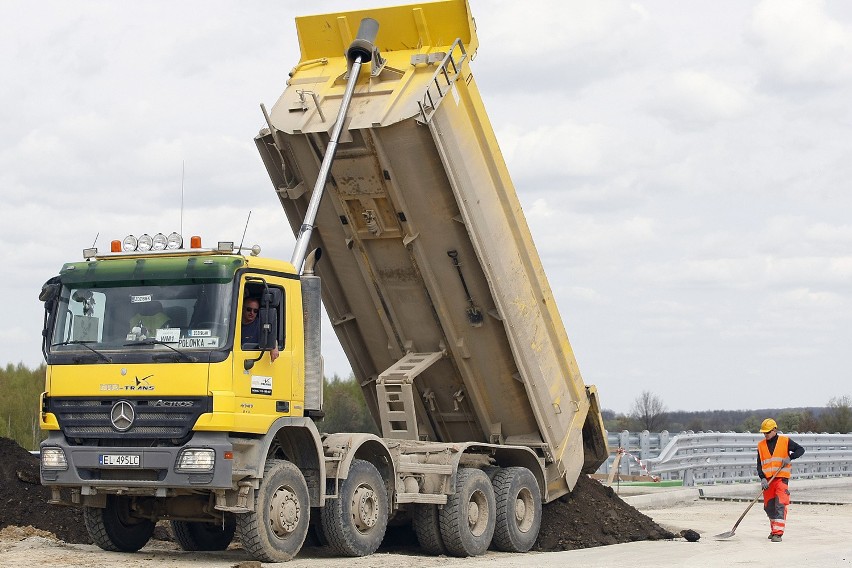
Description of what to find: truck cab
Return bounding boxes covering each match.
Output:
[38,236,329,559]
[41,238,304,434]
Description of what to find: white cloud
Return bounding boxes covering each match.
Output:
[750,0,852,86]
[1,0,852,413]
[770,287,846,310]
[673,70,750,118]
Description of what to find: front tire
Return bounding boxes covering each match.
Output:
[321,459,389,556]
[171,513,236,551]
[491,467,541,552]
[439,468,496,557]
[83,495,155,552]
[237,460,311,562]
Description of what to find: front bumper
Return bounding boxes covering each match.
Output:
[40,431,234,493]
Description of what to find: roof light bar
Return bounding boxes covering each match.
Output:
[152,233,168,251]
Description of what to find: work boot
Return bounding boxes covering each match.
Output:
[770,534,782,542]
[767,533,773,540]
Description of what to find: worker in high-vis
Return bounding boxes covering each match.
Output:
[757,418,805,542]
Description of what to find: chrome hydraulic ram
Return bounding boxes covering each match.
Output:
[290,18,379,274]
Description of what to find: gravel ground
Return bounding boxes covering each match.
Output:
[0,436,674,564]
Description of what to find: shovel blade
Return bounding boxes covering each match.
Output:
[714,530,736,539]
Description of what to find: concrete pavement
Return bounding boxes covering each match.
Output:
[433,478,852,567]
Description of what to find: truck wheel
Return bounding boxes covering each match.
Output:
[491,467,541,552]
[439,468,496,557]
[237,460,310,562]
[321,459,388,556]
[171,513,236,551]
[83,495,154,552]
[412,504,447,555]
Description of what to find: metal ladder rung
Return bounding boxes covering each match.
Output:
[375,351,444,440]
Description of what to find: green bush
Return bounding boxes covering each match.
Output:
[318,374,379,435]
[0,362,46,450]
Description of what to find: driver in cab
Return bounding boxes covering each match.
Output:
[241,297,279,362]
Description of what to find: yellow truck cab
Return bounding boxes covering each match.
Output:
[41,240,308,435]
[40,237,329,559]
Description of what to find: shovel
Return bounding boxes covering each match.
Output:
[715,469,781,539]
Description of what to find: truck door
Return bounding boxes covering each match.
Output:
[232,276,293,430]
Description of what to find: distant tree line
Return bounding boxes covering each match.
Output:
[603,390,852,434]
[316,374,380,435]
[3,364,848,452]
[0,363,46,450]
[0,363,379,451]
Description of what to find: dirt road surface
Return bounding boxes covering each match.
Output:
[5,435,851,567]
[4,482,852,568]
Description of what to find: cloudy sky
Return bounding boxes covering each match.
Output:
[1,0,850,413]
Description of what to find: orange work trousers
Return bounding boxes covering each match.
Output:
[763,477,790,535]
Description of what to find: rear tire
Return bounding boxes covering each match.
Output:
[439,468,495,557]
[83,495,155,552]
[171,513,236,551]
[491,467,541,552]
[321,459,389,556]
[237,460,310,562]
[412,504,447,555]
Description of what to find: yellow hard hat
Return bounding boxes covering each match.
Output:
[760,418,777,433]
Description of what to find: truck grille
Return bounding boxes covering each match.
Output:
[47,396,212,446]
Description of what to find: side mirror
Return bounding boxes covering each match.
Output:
[258,307,278,350]
[39,281,60,303]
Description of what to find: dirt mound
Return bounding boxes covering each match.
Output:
[534,474,675,551]
[0,437,90,544]
[1,437,673,552]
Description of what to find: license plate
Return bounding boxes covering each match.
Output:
[99,454,141,467]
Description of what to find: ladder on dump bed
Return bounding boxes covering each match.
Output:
[376,351,443,440]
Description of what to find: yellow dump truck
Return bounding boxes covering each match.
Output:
[38,0,608,562]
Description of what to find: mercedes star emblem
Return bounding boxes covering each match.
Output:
[110,400,135,431]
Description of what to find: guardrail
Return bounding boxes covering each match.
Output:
[597,431,852,486]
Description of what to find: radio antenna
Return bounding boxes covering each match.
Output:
[180,161,185,235]
[238,211,252,253]
[91,232,99,248]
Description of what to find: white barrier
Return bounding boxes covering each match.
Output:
[597,431,852,486]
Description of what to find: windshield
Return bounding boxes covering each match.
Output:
[50,281,233,356]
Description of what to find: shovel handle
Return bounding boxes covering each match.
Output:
[728,468,783,534]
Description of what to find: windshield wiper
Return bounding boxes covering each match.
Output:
[124,339,197,363]
[51,340,112,363]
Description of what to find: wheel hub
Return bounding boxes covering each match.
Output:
[467,489,489,536]
[515,498,527,522]
[270,486,301,538]
[352,485,379,532]
[467,501,480,527]
[515,487,534,532]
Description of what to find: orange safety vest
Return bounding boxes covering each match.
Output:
[758,435,791,479]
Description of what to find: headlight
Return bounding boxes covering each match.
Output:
[137,234,153,252]
[41,447,68,470]
[166,232,183,249]
[176,448,215,472]
[122,235,138,251]
[152,233,168,251]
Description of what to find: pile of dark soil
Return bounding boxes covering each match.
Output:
[1,436,674,552]
[0,437,90,544]
[534,474,675,551]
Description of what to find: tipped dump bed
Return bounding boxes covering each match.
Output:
[256,0,607,499]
